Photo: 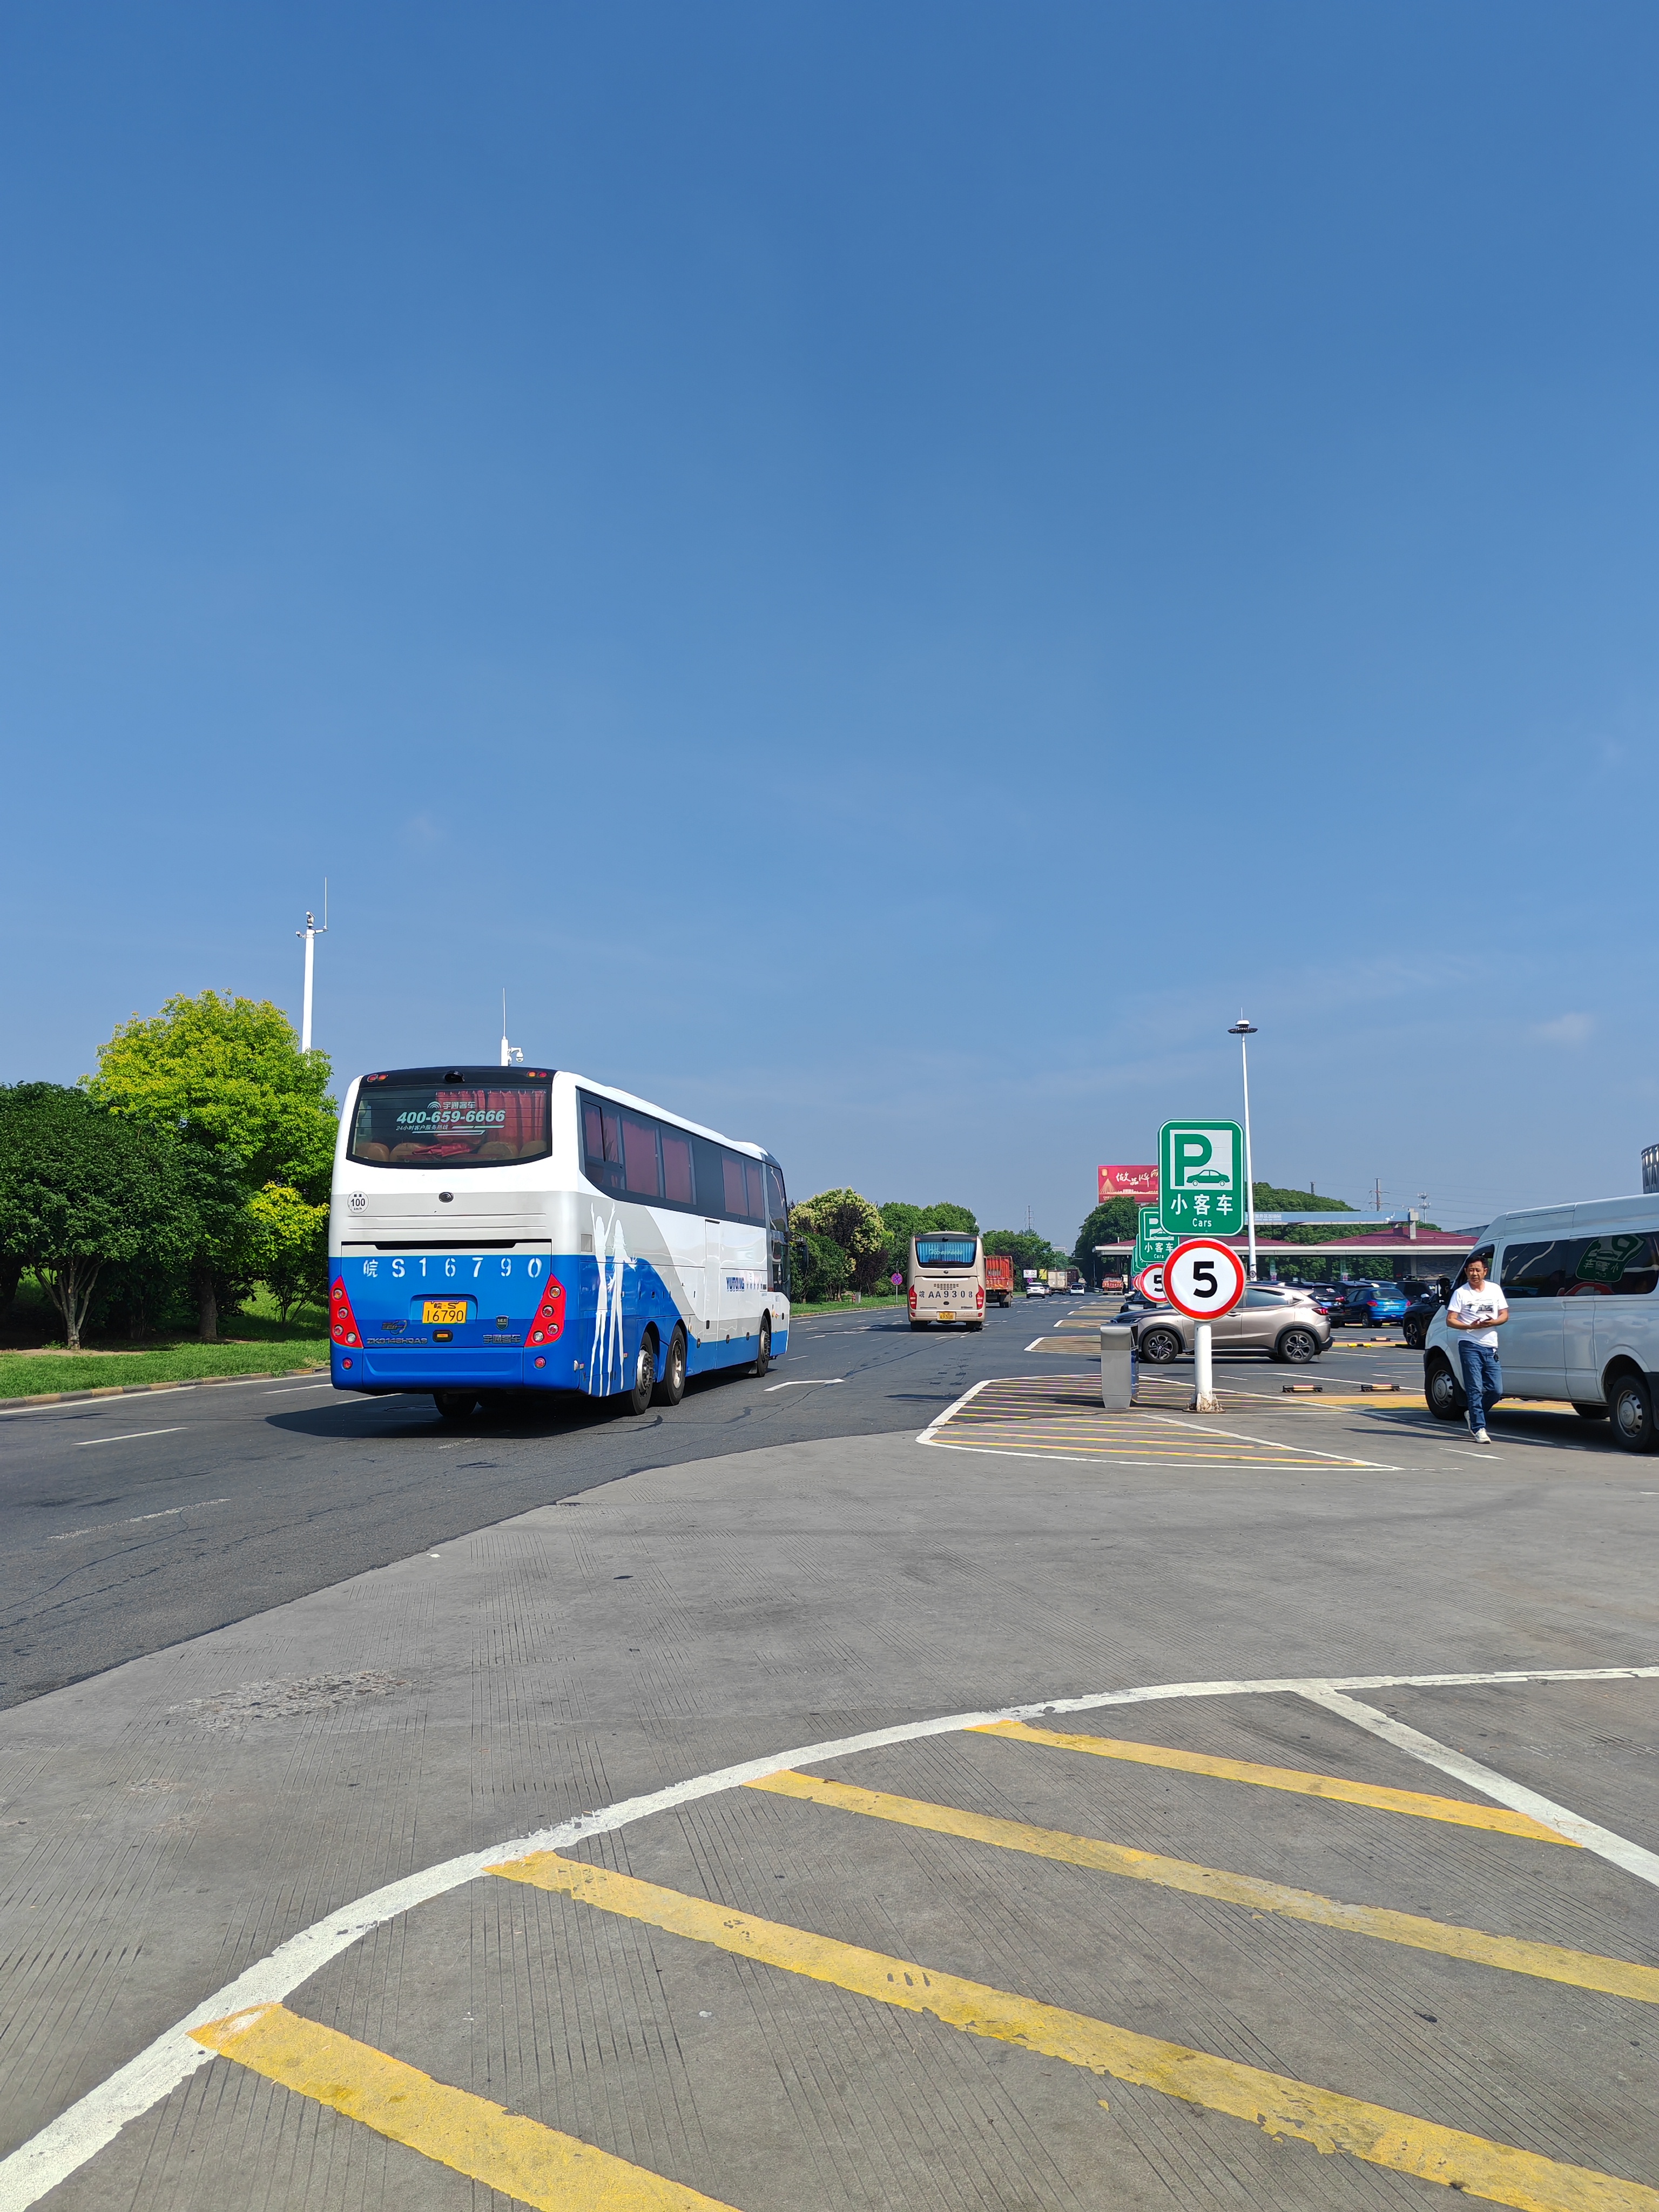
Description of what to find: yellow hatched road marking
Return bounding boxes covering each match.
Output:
[490,1854,1656,2212]
[745,1770,1649,2001]
[188,2003,741,2211]
[973,1720,1575,1843]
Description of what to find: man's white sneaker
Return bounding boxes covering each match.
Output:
[1476,1428,1492,1443]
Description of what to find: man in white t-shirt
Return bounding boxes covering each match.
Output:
[1447,1253,1507,1442]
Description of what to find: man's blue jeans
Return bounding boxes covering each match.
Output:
[1458,1340,1502,1432]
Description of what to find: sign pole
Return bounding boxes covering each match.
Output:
[1228,1019,1259,1280]
[1162,1237,1245,1415]
[1193,1321,1217,1412]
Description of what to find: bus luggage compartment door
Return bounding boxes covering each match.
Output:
[704,1219,722,1335]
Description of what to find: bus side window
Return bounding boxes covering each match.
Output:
[622,1115,662,1199]
[662,1130,694,1204]
[693,1137,725,1215]
[744,1161,765,1219]
[723,1154,748,1219]
[766,1165,789,1293]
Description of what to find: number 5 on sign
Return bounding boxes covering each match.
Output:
[1164,1239,1247,1320]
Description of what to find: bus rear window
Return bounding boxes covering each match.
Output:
[916,1238,977,1268]
[350,1084,551,1168]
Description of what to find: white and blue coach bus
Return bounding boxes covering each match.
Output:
[328,1064,790,1419]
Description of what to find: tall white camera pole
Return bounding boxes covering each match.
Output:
[1229,1015,1258,1281]
[500,990,523,1068]
[298,882,328,1054]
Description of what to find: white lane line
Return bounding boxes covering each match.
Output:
[1,1374,330,1422]
[262,1384,336,1395]
[5,1660,1657,2212]
[1139,1413,1399,1470]
[73,1428,184,1448]
[763,1379,845,1391]
[49,1500,233,1540]
[1303,1687,1659,1889]
[3,1659,1656,2212]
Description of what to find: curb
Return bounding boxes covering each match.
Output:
[0,1366,329,1413]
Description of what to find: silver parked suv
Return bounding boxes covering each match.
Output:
[1132,1283,1330,1365]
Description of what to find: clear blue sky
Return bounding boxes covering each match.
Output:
[4,3,1656,1244]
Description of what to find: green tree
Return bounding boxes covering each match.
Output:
[791,1188,888,1293]
[1071,1198,1140,1283]
[789,1229,851,1304]
[247,1182,329,1325]
[85,990,338,1198]
[0,1088,194,1350]
[85,990,338,1339]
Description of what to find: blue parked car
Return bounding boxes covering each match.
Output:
[1333,1282,1411,1327]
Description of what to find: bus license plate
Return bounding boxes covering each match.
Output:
[422,1299,470,1324]
[938,1309,955,1322]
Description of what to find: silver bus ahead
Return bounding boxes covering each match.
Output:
[907,1233,985,1331]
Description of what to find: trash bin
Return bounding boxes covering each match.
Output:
[1100,1323,1135,1411]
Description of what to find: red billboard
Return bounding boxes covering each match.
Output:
[1098,1164,1159,1202]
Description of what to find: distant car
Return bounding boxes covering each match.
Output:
[1401,1288,1444,1350]
[1131,1284,1330,1365]
[1332,1283,1410,1328]
[1295,1284,1343,1316]
[1026,1281,1048,1298]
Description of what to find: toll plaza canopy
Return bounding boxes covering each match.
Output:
[1094,1226,1476,1265]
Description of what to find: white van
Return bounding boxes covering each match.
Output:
[1422,1196,1659,1451]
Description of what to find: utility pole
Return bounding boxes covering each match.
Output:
[1228,1015,1259,1281]
[1374,1177,1383,1213]
[500,991,524,1069]
[297,882,328,1054]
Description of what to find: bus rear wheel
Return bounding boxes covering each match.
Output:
[754,1317,772,1377]
[653,1326,687,1407]
[625,1334,657,1415]
[433,1391,477,1422]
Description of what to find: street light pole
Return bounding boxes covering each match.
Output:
[1228,1015,1259,1281]
[297,882,328,1054]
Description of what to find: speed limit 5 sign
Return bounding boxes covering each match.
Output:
[1163,1239,1247,1320]
[1132,1263,1166,1302]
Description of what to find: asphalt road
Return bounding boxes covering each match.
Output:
[0,1299,1521,1710]
[0,1298,1068,1708]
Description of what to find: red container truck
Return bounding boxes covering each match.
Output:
[983,1253,1016,1307]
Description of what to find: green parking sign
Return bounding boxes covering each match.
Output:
[1159,1120,1246,1240]
[1132,1205,1177,1274]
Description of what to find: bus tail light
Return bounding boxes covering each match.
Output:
[976,1285,985,1311]
[330,1279,362,1349]
[529,1276,565,1345]
[908,1285,917,1313]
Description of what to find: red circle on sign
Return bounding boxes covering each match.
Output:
[1132,1263,1166,1301]
[1163,1238,1247,1319]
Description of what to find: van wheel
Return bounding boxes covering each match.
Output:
[1572,1402,1608,1421]
[1425,1354,1465,1421]
[754,1317,772,1377]
[626,1333,657,1415]
[1275,1327,1319,1364]
[652,1326,687,1407]
[433,1391,477,1422]
[1609,1372,1657,1452]
[1141,1326,1183,1364]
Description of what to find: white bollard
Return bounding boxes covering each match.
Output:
[1192,1320,1219,1412]
[1100,1324,1135,1410]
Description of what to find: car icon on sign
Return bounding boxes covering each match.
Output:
[1187,1169,1229,1184]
